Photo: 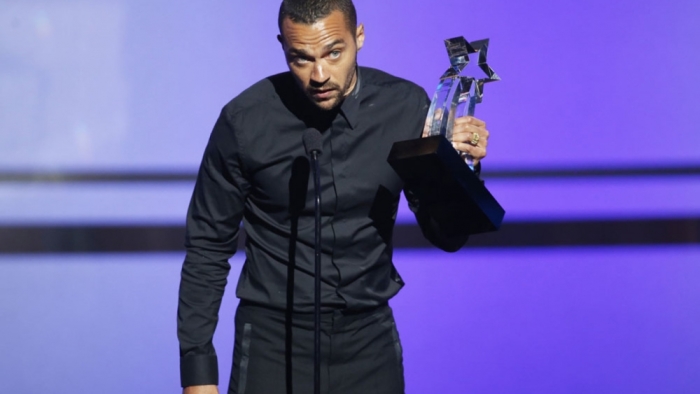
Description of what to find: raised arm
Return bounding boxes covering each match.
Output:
[402,90,488,252]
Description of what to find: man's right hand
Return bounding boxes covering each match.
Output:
[183,385,218,394]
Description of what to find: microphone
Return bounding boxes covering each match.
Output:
[303,129,323,157]
[302,129,323,394]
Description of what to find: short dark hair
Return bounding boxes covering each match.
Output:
[278,0,357,36]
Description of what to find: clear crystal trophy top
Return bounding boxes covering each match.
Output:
[424,37,500,169]
[386,36,505,235]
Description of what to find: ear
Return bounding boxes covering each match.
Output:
[355,23,365,51]
[277,34,284,46]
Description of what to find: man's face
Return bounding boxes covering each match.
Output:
[279,10,365,111]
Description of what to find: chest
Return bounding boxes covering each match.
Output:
[243,106,414,218]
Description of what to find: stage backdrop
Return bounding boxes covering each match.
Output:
[0,0,698,393]
[2,0,699,171]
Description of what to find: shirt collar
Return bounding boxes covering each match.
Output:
[339,66,362,129]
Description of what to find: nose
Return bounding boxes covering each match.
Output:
[310,63,329,85]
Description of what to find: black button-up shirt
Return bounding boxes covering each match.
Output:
[178,66,470,387]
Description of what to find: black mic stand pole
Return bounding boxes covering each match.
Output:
[303,129,323,394]
[311,148,321,394]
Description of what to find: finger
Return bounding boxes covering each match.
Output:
[452,124,489,138]
[453,142,487,160]
[452,128,490,146]
[454,116,486,128]
[454,137,488,151]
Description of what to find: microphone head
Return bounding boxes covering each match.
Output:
[302,129,323,156]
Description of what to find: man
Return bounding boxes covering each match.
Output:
[178,1,490,393]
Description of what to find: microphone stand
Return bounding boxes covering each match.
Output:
[303,129,323,394]
[310,149,322,394]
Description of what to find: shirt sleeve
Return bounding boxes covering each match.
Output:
[403,89,470,252]
[178,107,250,387]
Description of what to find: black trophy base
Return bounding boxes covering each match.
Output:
[387,135,505,235]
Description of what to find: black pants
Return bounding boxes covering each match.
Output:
[228,301,405,394]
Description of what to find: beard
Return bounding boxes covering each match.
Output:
[305,65,357,111]
[306,83,342,110]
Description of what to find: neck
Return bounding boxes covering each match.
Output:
[343,65,359,98]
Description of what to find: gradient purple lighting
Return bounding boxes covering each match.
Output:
[1,0,699,393]
[2,247,699,393]
[1,0,699,170]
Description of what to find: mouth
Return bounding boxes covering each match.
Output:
[309,88,336,100]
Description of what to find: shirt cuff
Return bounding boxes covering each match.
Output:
[180,354,219,388]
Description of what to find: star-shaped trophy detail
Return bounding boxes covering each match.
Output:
[443,36,500,116]
[425,36,500,139]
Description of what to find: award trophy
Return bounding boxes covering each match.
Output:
[388,37,505,235]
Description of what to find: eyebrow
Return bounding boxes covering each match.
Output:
[288,39,347,57]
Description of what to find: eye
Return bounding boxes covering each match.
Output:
[293,56,310,65]
[329,50,341,59]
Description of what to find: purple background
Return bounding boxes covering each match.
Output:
[1,0,699,393]
[2,248,699,393]
[2,0,699,171]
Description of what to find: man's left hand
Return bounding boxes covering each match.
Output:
[451,116,489,166]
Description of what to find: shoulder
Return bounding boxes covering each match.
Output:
[221,71,296,120]
[359,66,428,102]
[210,72,295,161]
